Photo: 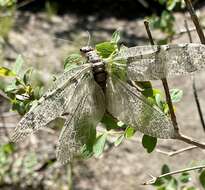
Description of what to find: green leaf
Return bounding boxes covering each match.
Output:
[23,68,33,85]
[101,114,121,130]
[64,54,84,71]
[93,133,107,157]
[111,30,121,44]
[0,67,16,77]
[155,93,164,110]
[161,164,172,180]
[163,103,169,114]
[96,42,117,58]
[170,89,183,103]
[13,55,24,75]
[142,135,157,153]
[142,88,154,98]
[185,187,198,190]
[199,170,205,189]
[180,172,191,183]
[0,143,15,155]
[4,80,18,92]
[114,135,124,147]
[162,164,170,174]
[166,178,178,190]
[125,127,135,139]
[80,144,94,159]
[136,81,152,89]
[167,0,179,11]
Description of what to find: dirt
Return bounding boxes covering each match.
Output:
[1,7,205,190]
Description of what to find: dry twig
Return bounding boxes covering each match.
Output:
[143,164,205,185]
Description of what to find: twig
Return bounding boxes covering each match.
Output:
[192,77,205,132]
[184,0,205,44]
[16,0,36,9]
[143,164,205,185]
[156,146,197,157]
[184,1,205,133]
[184,20,193,43]
[143,20,205,149]
[144,20,179,133]
[0,90,10,101]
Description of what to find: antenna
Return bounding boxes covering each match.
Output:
[86,31,91,46]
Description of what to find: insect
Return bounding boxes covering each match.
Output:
[11,39,205,164]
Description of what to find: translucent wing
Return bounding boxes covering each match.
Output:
[56,73,105,164]
[116,43,205,80]
[106,76,175,139]
[11,64,91,142]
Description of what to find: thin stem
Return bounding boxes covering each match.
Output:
[176,133,205,149]
[143,20,205,148]
[184,0,205,44]
[156,145,197,157]
[68,162,73,190]
[143,164,205,185]
[144,20,179,132]
[184,20,193,43]
[184,2,205,133]
[192,77,205,132]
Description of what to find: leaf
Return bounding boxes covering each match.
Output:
[161,164,172,180]
[4,80,18,92]
[114,135,124,147]
[111,30,121,44]
[135,81,152,89]
[125,127,135,139]
[93,133,107,157]
[96,42,117,58]
[80,144,94,159]
[142,135,157,153]
[13,55,24,75]
[167,0,179,11]
[155,93,164,110]
[0,143,15,155]
[0,67,16,77]
[101,114,120,130]
[64,54,84,71]
[185,187,198,190]
[180,172,191,183]
[23,68,33,85]
[199,170,205,189]
[170,89,183,103]
[166,178,178,190]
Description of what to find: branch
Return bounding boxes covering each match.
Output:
[143,164,205,185]
[144,20,179,132]
[192,77,205,132]
[143,20,205,149]
[184,0,205,44]
[183,2,205,133]
[156,146,197,157]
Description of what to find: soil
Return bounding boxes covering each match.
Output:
[1,6,205,190]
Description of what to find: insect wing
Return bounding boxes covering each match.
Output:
[106,75,175,139]
[56,73,105,164]
[11,64,90,142]
[117,43,205,80]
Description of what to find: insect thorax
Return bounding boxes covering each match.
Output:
[80,46,107,92]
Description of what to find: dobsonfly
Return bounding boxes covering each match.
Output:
[11,35,205,164]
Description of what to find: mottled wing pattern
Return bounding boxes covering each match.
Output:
[106,75,175,138]
[11,64,91,142]
[116,43,205,80]
[57,73,105,164]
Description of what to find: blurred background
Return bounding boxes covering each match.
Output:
[1,0,205,190]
